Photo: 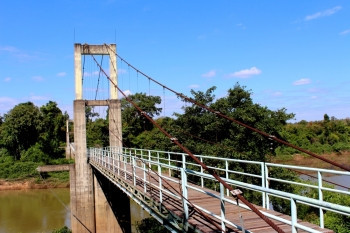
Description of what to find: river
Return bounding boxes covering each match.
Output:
[0,188,149,233]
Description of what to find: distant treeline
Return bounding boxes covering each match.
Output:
[1,84,350,171]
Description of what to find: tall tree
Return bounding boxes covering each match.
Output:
[0,102,41,160]
[174,84,294,161]
[39,101,68,159]
[121,93,162,147]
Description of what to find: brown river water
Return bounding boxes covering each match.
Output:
[0,188,149,233]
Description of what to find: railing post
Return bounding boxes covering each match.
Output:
[200,157,204,188]
[291,198,297,233]
[220,183,226,232]
[117,148,120,176]
[124,151,128,180]
[158,158,163,204]
[261,162,266,209]
[112,148,115,176]
[168,152,171,177]
[148,150,151,168]
[318,171,324,228]
[226,160,229,196]
[132,156,136,186]
[143,158,147,193]
[265,163,270,210]
[181,153,189,230]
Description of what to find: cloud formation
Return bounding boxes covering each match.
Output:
[122,89,132,96]
[4,77,11,82]
[293,78,311,86]
[32,76,44,82]
[339,29,350,35]
[201,70,216,78]
[57,72,67,77]
[227,67,261,78]
[0,45,37,61]
[189,84,199,89]
[305,6,342,21]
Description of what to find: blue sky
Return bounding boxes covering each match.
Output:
[0,0,349,122]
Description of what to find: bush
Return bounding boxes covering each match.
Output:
[21,143,50,163]
[52,226,72,233]
[136,217,168,233]
[0,161,40,179]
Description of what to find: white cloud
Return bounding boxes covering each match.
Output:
[0,45,37,61]
[272,91,282,97]
[339,29,350,35]
[57,72,67,77]
[189,84,200,89]
[236,23,246,30]
[201,70,216,78]
[118,68,127,75]
[293,78,311,86]
[32,76,44,82]
[227,67,262,78]
[29,95,50,101]
[83,71,99,77]
[305,6,342,21]
[122,89,132,97]
[0,46,18,53]
[0,97,18,114]
[4,77,11,82]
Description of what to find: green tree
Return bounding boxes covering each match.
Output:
[121,93,162,147]
[0,102,41,160]
[39,101,68,159]
[174,84,294,161]
[86,118,109,148]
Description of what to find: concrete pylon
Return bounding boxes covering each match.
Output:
[71,44,124,233]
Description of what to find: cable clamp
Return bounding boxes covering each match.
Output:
[141,111,146,115]
[170,137,178,141]
[230,189,243,197]
[214,111,220,114]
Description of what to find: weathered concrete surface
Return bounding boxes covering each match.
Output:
[108,99,122,148]
[71,44,125,233]
[70,100,95,233]
[36,164,70,173]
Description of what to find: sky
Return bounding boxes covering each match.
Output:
[0,0,349,122]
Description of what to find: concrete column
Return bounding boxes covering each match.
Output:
[71,100,96,233]
[108,99,122,148]
[74,44,83,100]
[108,44,118,100]
[94,176,123,232]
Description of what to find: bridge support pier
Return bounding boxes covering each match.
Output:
[71,43,126,233]
[70,100,95,233]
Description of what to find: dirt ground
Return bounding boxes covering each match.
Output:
[0,178,69,191]
[271,151,350,171]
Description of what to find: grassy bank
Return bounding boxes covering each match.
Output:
[0,157,72,190]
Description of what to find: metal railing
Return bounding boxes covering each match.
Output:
[88,147,350,233]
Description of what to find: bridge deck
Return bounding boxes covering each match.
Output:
[90,159,333,233]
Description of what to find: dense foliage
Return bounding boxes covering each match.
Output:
[277,114,350,155]
[0,101,69,179]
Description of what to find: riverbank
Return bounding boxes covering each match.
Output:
[271,151,350,171]
[0,178,69,191]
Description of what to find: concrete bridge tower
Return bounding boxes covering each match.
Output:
[70,44,123,232]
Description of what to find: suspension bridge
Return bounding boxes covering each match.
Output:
[68,43,350,233]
